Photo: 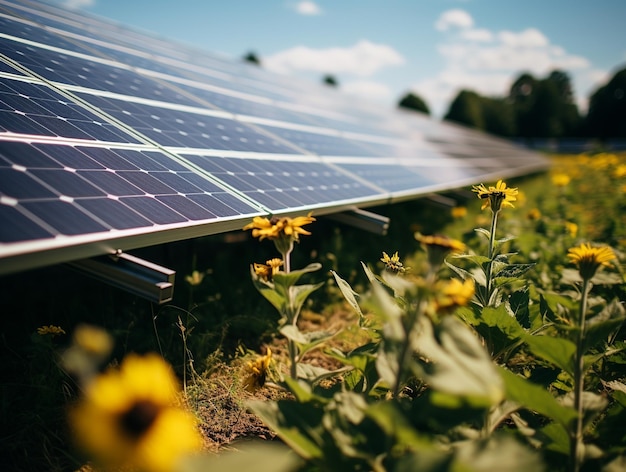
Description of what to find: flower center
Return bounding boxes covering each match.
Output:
[120,400,160,438]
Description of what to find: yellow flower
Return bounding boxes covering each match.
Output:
[73,324,114,358]
[435,278,475,313]
[253,258,284,281]
[381,251,409,273]
[527,208,542,220]
[69,353,202,472]
[614,165,626,179]
[567,243,615,280]
[451,206,467,218]
[243,216,282,240]
[243,213,315,242]
[416,234,466,269]
[184,270,204,286]
[415,234,466,253]
[37,325,65,337]
[243,347,272,392]
[472,179,518,212]
[564,221,578,238]
[283,213,316,240]
[551,173,571,187]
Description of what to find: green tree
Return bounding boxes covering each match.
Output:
[398,92,430,115]
[444,90,484,129]
[509,70,581,139]
[585,66,626,139]
[481,97,517,137]
[322,74,338,87]
[243,51,261,66]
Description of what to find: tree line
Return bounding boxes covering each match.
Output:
[399,66,626,141]
[242,51,625,141]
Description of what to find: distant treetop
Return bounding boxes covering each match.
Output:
[398,92,430,115]
[243,51,261,66]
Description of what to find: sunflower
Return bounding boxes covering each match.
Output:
[69,353,202,472]
[567,243,615,280]
[242,347,273,392]
[472,179,518,213]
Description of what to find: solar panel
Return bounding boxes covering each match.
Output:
[0,0,548,278]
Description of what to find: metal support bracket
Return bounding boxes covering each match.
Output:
[68,250,175,304]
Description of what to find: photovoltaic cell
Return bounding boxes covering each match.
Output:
[0,0,548,275]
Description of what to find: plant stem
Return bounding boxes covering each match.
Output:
[485,209,499,305]
[281,247,298,379]
[570,277,590,472]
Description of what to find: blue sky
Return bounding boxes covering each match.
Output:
[55,0,626,118]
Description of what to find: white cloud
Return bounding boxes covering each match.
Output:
[292,1,322,15]
[264,40,405,77]
[460,28,493,42]
[342,80,394,102]
[435,9,474,31]
[423,12,594,117]
[59,0,95,9]
[497,28,549,48]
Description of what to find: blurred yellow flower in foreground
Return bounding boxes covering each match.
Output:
[69,353,202,472]
[472,179,518,212]
[567,243,615,280]
[243,347,272,392]
[435,278,475,313]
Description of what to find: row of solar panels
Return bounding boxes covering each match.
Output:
[0,0,548,276]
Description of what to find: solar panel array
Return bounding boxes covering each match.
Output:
[0,0,548,275]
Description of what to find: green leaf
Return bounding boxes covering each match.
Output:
[457,304,525,357]
[251,266,288,315]
[499,367,577,428]
[296,363,348,386]
[450,253,492,267]
[453,435,545,472]
[331,270,363,318]
[365,401,426,448]
[444,259,473,281]
[248,399,324,459]
[280,325,335,358]
[272,262,322,288]
[508,288,530,329]
[179,442,301,472]
[414,316,504,407]
[475,227,491,240]
[493,263,535,279]
[534,421,571,454]
[290,282,325,318]
[585,299,626,351]
[523,333,576,378]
